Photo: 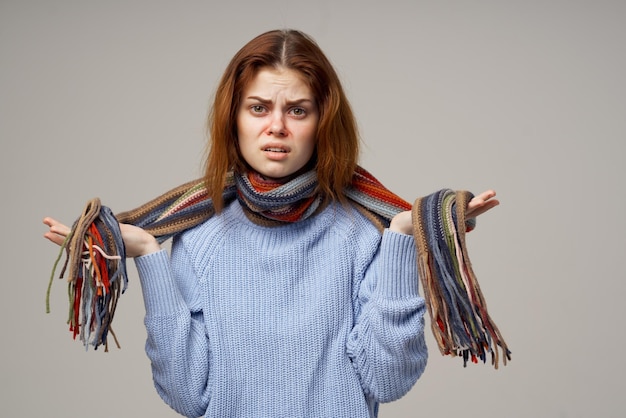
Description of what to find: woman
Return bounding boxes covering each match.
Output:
[44,29,498,417]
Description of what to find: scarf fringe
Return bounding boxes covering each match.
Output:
[412,189,511,368]
[45,198,127,350]
[46,167,510,367]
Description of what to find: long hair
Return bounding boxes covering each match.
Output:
[204,29,359,212]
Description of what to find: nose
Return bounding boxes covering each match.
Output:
[266,113,286,136]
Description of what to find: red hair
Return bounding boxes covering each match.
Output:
[204,29,359,212]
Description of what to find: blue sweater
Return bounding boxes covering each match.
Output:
[135,200,428,417]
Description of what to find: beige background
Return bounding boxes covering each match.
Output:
[2,0,625,417]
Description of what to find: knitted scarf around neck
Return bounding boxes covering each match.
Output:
[46,165,510,368]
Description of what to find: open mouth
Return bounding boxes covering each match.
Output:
[264,147,288,153]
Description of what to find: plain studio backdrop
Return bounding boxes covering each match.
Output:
[1,1,624,417]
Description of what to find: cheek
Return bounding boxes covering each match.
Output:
[236,113,249,137]
[239,114,268,139]
[303,122,318,151]
[301,130,317,161]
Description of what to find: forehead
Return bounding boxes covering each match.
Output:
[244,67,313,96]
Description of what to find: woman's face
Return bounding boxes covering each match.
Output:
[236,66,319,180]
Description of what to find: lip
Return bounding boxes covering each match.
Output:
[261,143,291,161]
[263,150,289,161]
[261,142,291,153]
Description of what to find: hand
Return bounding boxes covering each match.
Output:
[388,189,499,236]
[389,210,413,235]
[43,217,161,258]
[43,217,71,246]
[466,189,499,219]
[118,223,161,257]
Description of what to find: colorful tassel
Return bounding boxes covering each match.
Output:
[412,189,511,368]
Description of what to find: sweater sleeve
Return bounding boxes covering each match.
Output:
[134,241,211,418]
[346,229,428,403]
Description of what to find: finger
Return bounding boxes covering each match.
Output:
[466,190,500,218]
[468,189,496,207]
[467,190,497,211]
[43,217,71,234]
[50,223,71,236]
[43,217,60,228]
[466,199,499,218]
[42,217,72,246]
[43,231,67,246]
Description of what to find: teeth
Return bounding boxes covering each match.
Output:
[265,148,286,152]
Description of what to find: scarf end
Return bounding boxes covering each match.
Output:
[47,198,127,351]
[413,190,511,369]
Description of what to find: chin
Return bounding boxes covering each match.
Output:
[260,173,294,182]
[256,167,303,182]
[250,160,313,182]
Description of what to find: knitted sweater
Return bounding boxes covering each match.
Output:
[134,200,428,418]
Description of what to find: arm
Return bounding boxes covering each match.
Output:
[135,239,211,417]
[346,230,428,403]
[43,218,211,416]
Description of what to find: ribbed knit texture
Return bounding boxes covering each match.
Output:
[135,201,427,418]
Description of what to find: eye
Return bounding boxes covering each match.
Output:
[251,105,266,114]
[289,107,306,117]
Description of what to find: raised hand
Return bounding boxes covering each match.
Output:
[466,189,499,219]
[42,217,71,246]
[389,189,499,235]
[42,217,161,257]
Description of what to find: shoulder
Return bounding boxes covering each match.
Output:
[320,202,384,255]
[173,200,245,251]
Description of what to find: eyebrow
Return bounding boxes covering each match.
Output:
[245,96,315,106]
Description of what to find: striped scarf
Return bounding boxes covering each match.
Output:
[46,165,510,368]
